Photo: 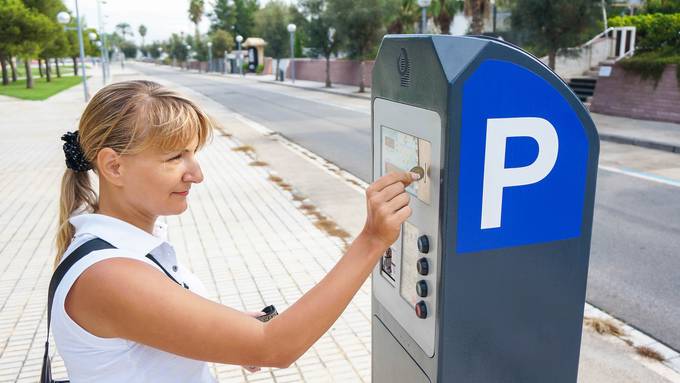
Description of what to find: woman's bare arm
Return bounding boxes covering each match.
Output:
[65,171,414,368]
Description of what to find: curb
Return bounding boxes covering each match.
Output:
[600,133,680,154]
[254,78,372,100]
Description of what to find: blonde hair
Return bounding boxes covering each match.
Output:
[55,80,213,268]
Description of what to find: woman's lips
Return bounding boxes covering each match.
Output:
[174,191,189,196]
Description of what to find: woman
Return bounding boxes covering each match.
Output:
[51,80,415,382]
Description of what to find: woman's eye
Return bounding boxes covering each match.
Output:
[167,154,182,161]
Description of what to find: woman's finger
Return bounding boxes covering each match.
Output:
[385,192,410,213]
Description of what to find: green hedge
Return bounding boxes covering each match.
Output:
[619,52,680,86]
[608,13,680,52]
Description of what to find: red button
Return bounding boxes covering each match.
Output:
[415,301,427,319]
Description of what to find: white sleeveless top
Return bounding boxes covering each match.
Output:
[52,213,217,383]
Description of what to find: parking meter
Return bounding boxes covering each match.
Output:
[371,35,599,383]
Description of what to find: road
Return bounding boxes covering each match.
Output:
[134,64,680,352]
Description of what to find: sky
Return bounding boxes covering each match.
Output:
[62,0,244,45]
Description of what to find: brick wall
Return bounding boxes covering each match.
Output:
[590,64,680,123]
[284,59,374,87]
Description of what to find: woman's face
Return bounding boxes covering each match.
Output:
[119,136,204,217]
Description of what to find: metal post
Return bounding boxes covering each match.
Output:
[237,42,242,75]
[75,0,89,101]
[421,7,427,34]
[289,32,295,83]
[208,44,213,72]
[492,4,497,34]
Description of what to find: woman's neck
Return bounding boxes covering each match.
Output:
[96,195,157,234]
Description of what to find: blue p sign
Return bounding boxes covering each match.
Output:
[457,60,589,253]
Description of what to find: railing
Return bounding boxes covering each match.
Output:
[540,26,636,79]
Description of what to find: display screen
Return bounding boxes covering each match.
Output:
[381,126,432,204]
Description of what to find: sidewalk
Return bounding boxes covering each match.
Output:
[0,63,678,383]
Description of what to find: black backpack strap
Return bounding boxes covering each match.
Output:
[41,238,115,383]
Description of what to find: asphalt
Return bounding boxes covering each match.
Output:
[134,64,680,353]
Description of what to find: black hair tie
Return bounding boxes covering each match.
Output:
[61,131,92,172]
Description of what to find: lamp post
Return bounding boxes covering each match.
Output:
[186,45,192,70]
[287,23,296,83]
[157,47,163,65]
[417,0,431,34]
[236,35,243,76]
[57,7,89,101]
[207,41,213,72]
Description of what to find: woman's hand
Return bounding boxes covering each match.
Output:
[360,171,416,251]
[242,311,265,373]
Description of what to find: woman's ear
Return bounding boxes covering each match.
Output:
[96,148,124,187]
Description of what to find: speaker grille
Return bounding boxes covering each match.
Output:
[397,48,411,87]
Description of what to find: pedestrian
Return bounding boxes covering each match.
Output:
[44,80,415,382]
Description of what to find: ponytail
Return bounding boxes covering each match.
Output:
[54,169,97,269]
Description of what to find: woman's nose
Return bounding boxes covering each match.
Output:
[183,159,204,184]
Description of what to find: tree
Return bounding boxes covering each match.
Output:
[301,0,340,87]
[209,0,236,33]
[188,0,204,44]
[210,29,234,58]
[166,32,189,62]
[115,22,133,40]
[1,0,55,88]
[384,0,419,34]
[26,0,68,82]
[138,24,147,52]
[432,0,463,34]
[645,0,680,13]
[233,0,259,38]
[511,0,601,70]
[255,1,289,79]
[328,0,384,92]
[119,40,137,58]
[0,0,29,85]
[465,0,489,34]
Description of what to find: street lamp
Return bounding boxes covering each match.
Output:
[157,47,163,65]
[287,23,296,83]
[207,41,213,72]
[57,7,89,101]
[417,0,431,34]
[186,45,192,70]
[236,35,243,76]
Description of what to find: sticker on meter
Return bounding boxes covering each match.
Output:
[457,59,589,253]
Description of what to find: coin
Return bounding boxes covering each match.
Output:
[410,166,425,181]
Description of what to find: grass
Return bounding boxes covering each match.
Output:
[583,317,624,337]
[13,62,81,78]
[635,346,665,361]
[0,75,83,100]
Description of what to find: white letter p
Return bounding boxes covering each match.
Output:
[480,117,559,229]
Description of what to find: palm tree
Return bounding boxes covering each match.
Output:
[138,24,147,50]
[386,0,419,34]
[188,0,204,44]
[115,22,133,41]
[464,0,490,34]
[432,0,462,34]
